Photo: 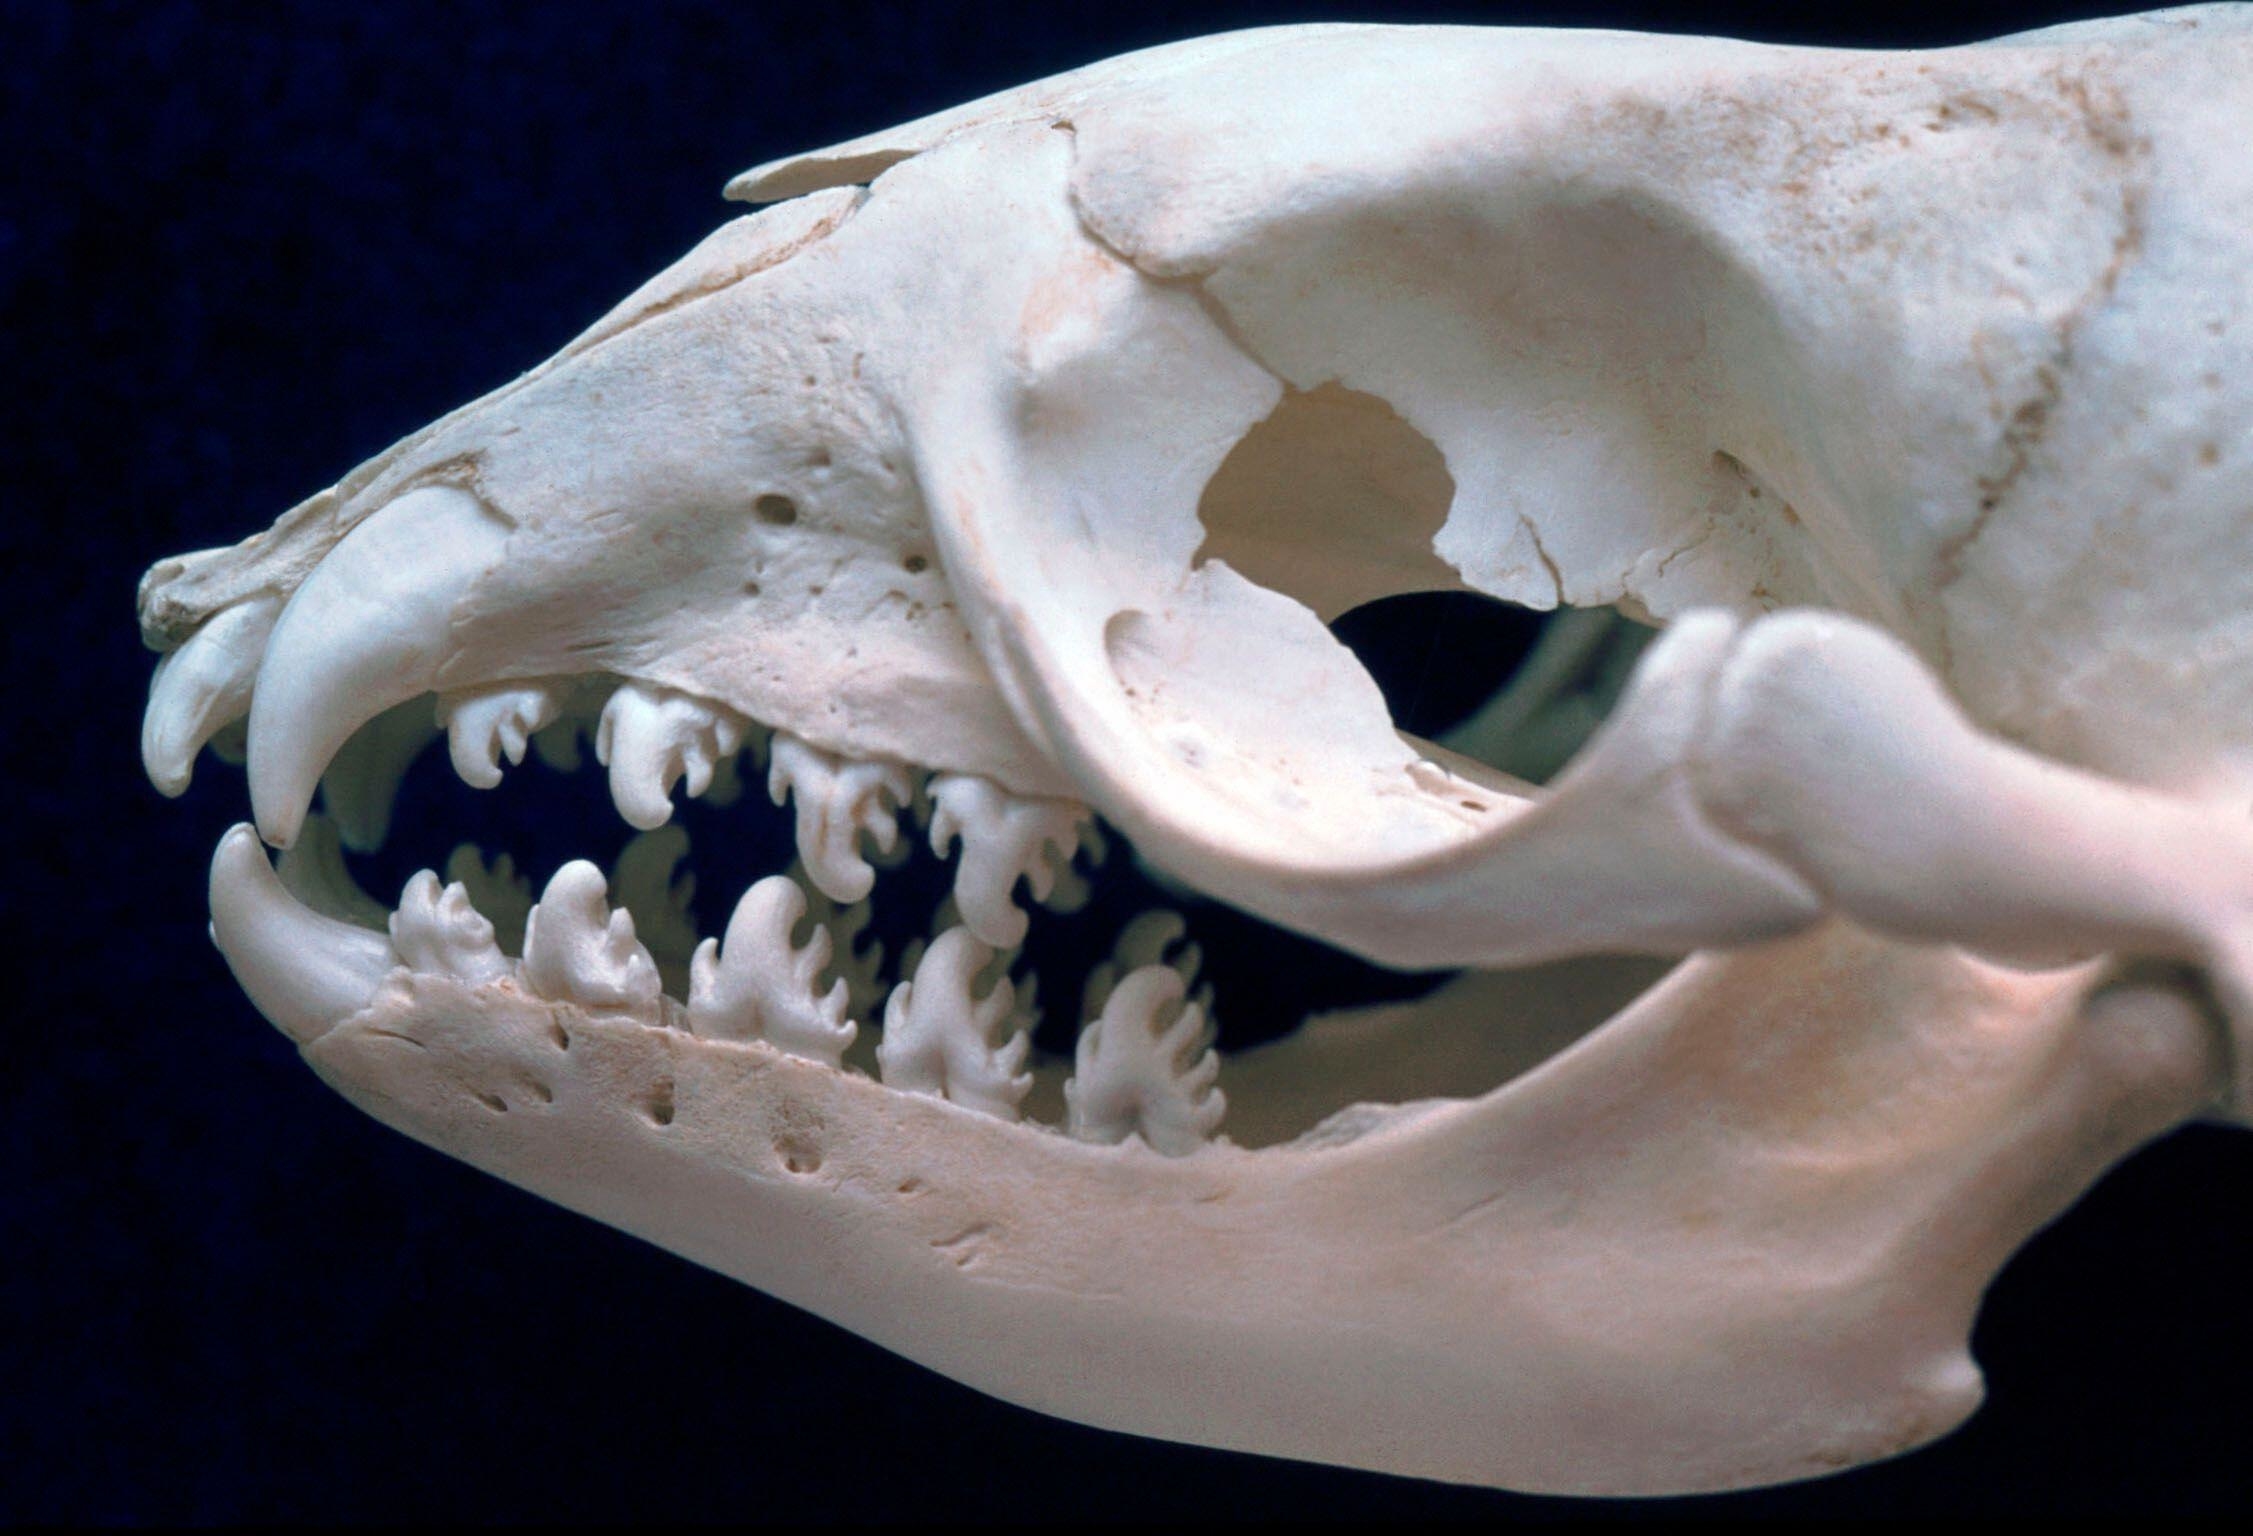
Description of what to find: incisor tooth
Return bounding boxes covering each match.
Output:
[389,870,514,986]
[687,875,857,1066]
[438,681,568,789]
[141,594,279,797]
[520,860,662,1010]
[926,773,1091,949]
[766,733,915,904]
[595,682,749,830]
[876,927,1032,1120]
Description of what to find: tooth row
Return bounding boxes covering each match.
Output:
[926,774,1093,949]
[687,875,857,1067]
[597,682,752,830]
[389,870,514,987]
[438,681,570,790]
[141,594,279,798]
[520,861,663,1010]
[1064,963,1225,1157]
[768,733,916,905]
[876,927,1032,1121]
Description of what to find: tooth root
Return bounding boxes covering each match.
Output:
[767,733,917,905]
[876,927,1032,1121]
[597,681,751,831]
[141,595,280,797]
[926,773,1092,950]
[247,485,507,849]
[610,825,700,966]
[209,824,400,1045]
[318,698,441,853]
[275,813,390,930]
[445,844,533,954]
[438,681,567,790]
[1065,964,1225,1156]
[520,860,662,1011]
[389,870,514,986]
[687,875,858,1066]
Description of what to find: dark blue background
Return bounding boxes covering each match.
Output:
[6,0,2251,1520]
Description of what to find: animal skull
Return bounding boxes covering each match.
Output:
[135,5,2253,1495]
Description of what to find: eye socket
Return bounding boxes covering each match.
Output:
[755,493,799,526]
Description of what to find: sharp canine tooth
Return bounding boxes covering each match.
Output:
[438,681,567,790]
[876,927,1032,1120]
[1065,964,1225,1156]
[610,825,700,966]
[520,861,662,1010]
[317,698,441,853]
[766,734,916,904]
[141,595,280,797]
[445,844,532,953]
[926,773,1092,949]
[595,682,750,830]
[389,870,513,986]
[209,824,400,1044]
[247,486,508,849]
[276,813,390,929]
[687,875,857,1066]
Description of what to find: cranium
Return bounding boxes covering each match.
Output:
[134,3,2253,1496]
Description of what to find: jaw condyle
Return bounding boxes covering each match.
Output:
[138,5,2253,1495]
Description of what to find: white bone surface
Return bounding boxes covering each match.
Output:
[137,3,2253,1498]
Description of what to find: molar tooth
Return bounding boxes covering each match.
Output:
[1065,964,1225,1156]
[445,844,532,954]
[876,927,1032,1121]
[595,682,750,830]
[389,870,514,986]
[926,773,1092,949]
[275,813,390,930]
[610,825,700,967]
[519,860,662,1011]
[438,681,568,790]
[687,875,857,1066]
[141,594,279,797]
[766,733,916,904]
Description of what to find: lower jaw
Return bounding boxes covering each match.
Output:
[243,846,2226,1493]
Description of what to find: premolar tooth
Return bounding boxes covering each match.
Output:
[1065,964,1224,1156]
[610,825,700,966]
[209,824,400,1045]
[876,927,1032,1121]
[1041,821,1110,915]
[438,681,568,789]
[1083,910,1203,1022]
[687,875,857,1066]
[276,813,389,930]
[926,773,1092,949]
[389,870,514,986]
[445,844,532,953]
[595,682,750,830]
[141,594,279,797]
[767,733,916,904]
[520,861,662,1010]
[791,865,888,1022]
[318,697,440,853]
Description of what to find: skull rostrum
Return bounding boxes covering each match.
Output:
[135,5,2253,1496]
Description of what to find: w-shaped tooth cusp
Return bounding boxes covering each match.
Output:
[687,876,857,1067]
[438,680,568,789]
[596,681,749,831]
[767,733,915,905]
[520,860,662,1011]
[926,774,1093,949]
[877,927,1032,1121]
[389,870,514,986]
[1065,965,1225,1157]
